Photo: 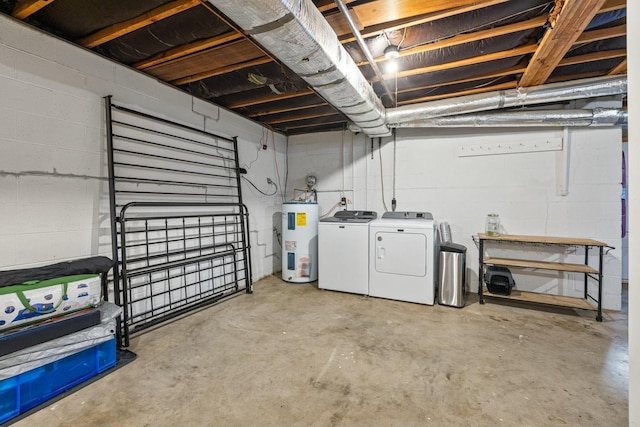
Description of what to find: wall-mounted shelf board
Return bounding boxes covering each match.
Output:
[458,138,562,157]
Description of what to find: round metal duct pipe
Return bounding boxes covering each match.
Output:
[389,108,628,128]
[385,76,627,126]
[207,0,391,137]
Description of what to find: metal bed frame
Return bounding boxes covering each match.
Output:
[105,96,252,347]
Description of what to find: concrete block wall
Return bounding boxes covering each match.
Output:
[0,16,285,281]
[288,125,622,311]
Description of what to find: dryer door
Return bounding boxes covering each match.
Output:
[374,231,427,277]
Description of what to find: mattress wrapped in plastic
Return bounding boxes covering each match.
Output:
[0,301,121,380]
[0,257,112,332]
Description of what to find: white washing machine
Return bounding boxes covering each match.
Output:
[318,210,377,295]
[368,211,437,305]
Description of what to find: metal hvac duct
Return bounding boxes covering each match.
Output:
[208,1,626,133]
[390,108,628,128]
[385,75,627,126]
[207,0,390,137]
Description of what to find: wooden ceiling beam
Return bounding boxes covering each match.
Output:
[339,0,507,43]
[266,111,338,125]
[599,0,626,13]
[140,0,505,71]
[227,89,315,109]
[229,62,526,111]
[387,44,537,80]
[547,71,607,83]
[281,119,347,131]
[219,17,622,111]
[151,0,624,113]
[316,0,359,13]
[608,58,627,75]
[170,56,273,85]
[145,37,264,80]
[575,24,626,45]
[135,1,624,84]
[78,0,202,49]
[557,48,626,67]
[135,31,242,70]
[384,25,622,92]
[351,0,503,29]
[247,102,329,118]
[395,64,526,96]
[171,14,614,87]
[397,81,518,105]
[233,64,527,111]
[359,15,546,66]
[519,0,608,87]
[11,0,54,19]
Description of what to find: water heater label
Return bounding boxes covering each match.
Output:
[285,240,297,251]
[298,256,310,277]
[297,212,307,226]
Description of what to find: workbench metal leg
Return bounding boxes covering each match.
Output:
[584,246,589,300]
[597,246,603,322]
[478,238,485,304]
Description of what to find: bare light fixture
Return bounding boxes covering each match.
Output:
[384,44,399,73]
[384,44,399,60]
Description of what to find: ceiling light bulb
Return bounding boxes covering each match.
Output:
[385,61,398,74]
[384,45,399,60]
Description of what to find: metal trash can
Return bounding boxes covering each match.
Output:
[438,242,467,307]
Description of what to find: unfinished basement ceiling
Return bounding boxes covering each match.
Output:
[0,0,627,135]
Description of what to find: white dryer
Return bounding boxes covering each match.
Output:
[368,212,437,305]
[318,210,377,295]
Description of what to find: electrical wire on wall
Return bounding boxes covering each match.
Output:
[242,175,278,196]
[284,135,290,201]
[378,138,389,212]
[351,131,356,206]
[292,188,317,202]
[320,201,342,219]
[391,59,398,212]
[238,127,286,200]
[341,129,346,196]
[242,126,268,171]
[340,129,355,203]
[272,130,286,203]
[392,128,397,211]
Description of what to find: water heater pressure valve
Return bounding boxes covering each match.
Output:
[306,175,318,188]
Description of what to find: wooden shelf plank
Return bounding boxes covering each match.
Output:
[484,257,598,274]
[478,233,607,247]
[483,287,596,311]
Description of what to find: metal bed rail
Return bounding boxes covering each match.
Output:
[117,202,252,346]
[105,96,252,347]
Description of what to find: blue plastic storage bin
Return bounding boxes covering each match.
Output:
[0,337,116,424]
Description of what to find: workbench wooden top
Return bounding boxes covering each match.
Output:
[477,233,608,247]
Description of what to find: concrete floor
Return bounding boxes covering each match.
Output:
[12,276,628,427]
